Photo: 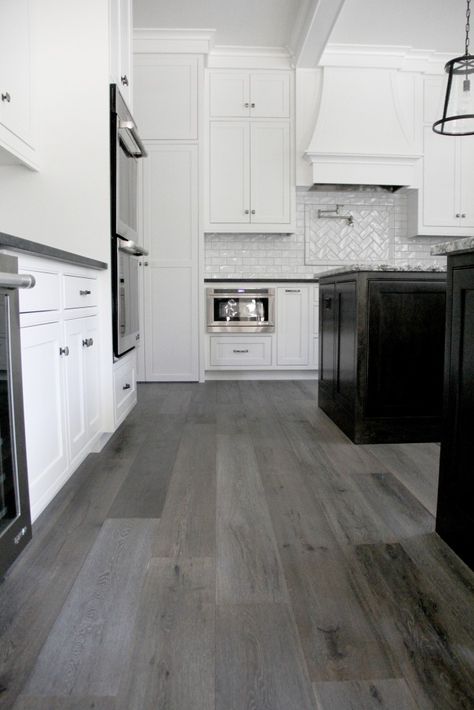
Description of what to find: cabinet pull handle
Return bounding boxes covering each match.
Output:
[233,349,249,353]
[285,289,301,293]
[59,346,69,356]
[323,297,332,309]
[121,75,129,86]
[123,383,131,390]
[244,102,249,108]
[1,92,11,103]
[250,102,255,108]
[80,289,91,296]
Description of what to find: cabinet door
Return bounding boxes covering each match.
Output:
[209,122,250,224]
[250,72,290,118]
[118,0,132,104]
[423,127,459,227]
[20,322,68,520]
[64,318,88,461]
[319,284,335,388]
[142,144,199,381]
[134,54,198,139]
[334,281,357,412]
[277,287,309,366]
[83,316,100,439]
[459,136,474,227]
[250,122,290,224]
[0,0,32,145]
[209,71,250,117]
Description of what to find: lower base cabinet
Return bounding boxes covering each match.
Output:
[318,270,447,444]
[436,251,474,570]
[113,350,137,426]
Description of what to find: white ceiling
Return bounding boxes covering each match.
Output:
[133,0,469,58]
[133,0,305,48]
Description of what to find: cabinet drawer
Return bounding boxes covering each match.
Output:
[113,356,136,424]
[19,270,60,313]
[210,336,272,367]
[63,275,98,309]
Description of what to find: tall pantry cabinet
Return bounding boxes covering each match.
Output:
[133,50,202,381]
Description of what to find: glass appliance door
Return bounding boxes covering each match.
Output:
[0,294,19,536]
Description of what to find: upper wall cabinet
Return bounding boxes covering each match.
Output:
[133,55,199,140]
[407,75,474,238]
[0,0,36,168]
[109,0,132,106]
[209,71,290,118]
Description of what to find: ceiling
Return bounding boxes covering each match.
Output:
[133,0,469,58]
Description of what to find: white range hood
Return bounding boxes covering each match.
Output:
[305,63,422,187]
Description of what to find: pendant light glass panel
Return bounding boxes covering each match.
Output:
[433,55,474,135]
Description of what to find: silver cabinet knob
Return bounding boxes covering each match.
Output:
[144,261,149,266]
[59,346,69,356]
[82,338,94,348]
[250,102,255,108]
[123,383,131,390]
[121,75,129,86]
[251,209,256,214]
[462,213,466,218]
[80,289,91,296]
[244,209,250,214]
[244,102,249,108]
[1,92,11,103]
[456,213,461,218]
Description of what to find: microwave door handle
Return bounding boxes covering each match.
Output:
[120,289,126,334]
[118,120,147,158]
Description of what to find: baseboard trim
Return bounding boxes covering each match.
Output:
[205,369,318,381]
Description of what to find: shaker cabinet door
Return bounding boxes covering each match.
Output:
[209,122,250,224]
[250,121,290,224]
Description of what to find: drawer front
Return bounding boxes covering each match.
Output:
[63,275,98,309]
[114,357,137,424]
[210,337,272,367]
[19,270,60,313]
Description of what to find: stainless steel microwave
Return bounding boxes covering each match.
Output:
[110,84,147,243]
[207,288,275,332]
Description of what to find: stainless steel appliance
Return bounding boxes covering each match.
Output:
[110,84,147,243]
[0,255,35,577]
[112,235,147,358]
[207,288,275,333]
[110,84,147,358]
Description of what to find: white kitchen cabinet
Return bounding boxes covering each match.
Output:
[0,0,36,168]
[109,0,132,106]
[64,315,100,464]
[18,256,104,521]
[208,120,291,229]
[209,70,290,118]
[113,349,137,426]
[276,286,310,366]
[141,143,199,381]
[21,321,68,521]
[210,336,272,368]
[134,54,199,140]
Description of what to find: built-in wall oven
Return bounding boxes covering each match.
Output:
[110,84,147,357]
[0,255,35,577]
[207,288,275,332]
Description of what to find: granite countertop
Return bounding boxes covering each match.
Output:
[0,231,108,270]
[315,262,447,279]
[431,237,474,256]
[204,277,319,283]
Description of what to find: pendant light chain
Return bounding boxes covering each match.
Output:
[466,0,471,56]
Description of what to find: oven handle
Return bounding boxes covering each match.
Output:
[118,120,147,158]
[0,272,36,290]
[119,243,149,257]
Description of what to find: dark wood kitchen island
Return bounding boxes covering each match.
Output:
[318,266,447,444]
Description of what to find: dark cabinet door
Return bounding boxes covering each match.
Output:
[437,266,474,568]
[319,283,335,390]
[334,280,357,413]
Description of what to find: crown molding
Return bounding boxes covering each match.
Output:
[320,43,455,74]
[134,28,216,54]
[208,45,293,69]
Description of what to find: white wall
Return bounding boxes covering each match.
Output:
[0,0,111,264]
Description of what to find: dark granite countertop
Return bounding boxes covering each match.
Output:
[204,278,319,283]
[0,231,108,270]
[315,263,446,279]
[431,237,474,256]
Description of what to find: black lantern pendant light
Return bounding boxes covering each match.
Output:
[433,0,474,135]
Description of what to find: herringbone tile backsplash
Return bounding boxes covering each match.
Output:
[204,187,446,279]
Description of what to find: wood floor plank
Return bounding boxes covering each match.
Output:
[152,460,216,558]
[172,422,217,473]
[107,434,180,518]
[348,541,474,709]
[216,603,316,710]
[312,679,417,710]
[280,545,398,682]
[364,442,440,515]
[116,558,215,710]
[0,426,148,708]
[13,697,116,709]
[216,433,288,603]
[21,519,158,698]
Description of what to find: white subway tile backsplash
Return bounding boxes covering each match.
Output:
[204,187,447,278]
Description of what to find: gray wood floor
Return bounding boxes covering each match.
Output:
[1,381,473,709]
